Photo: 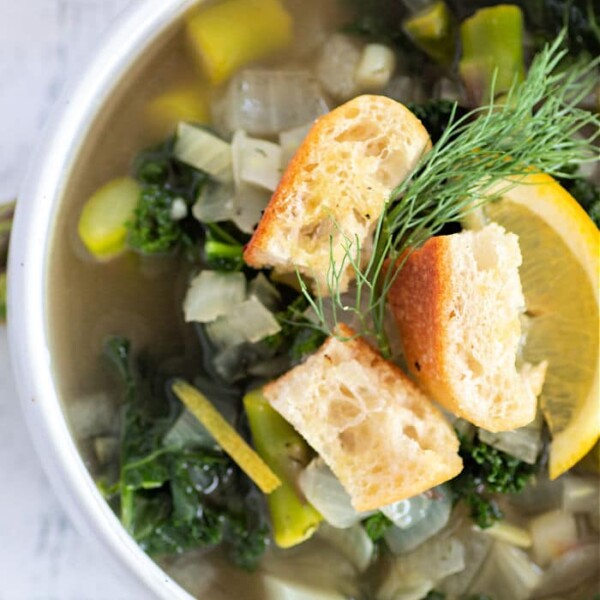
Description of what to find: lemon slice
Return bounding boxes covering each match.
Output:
[482,173,599,479]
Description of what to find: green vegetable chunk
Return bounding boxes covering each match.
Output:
[363,512,393,542]
[449,433,536,529]
[244,388,322,548]
[104,337,268,569]
[459,5,525,106]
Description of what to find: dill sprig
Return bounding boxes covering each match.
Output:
[299,33,600,356]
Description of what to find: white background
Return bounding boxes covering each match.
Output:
[0,1,151,598]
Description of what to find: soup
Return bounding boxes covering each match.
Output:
[48,0,599,598]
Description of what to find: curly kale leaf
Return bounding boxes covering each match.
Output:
[363,512,394,542]
[105,337,268,568]
[449,433,536,529]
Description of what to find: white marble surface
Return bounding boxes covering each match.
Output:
[0,1,153,598]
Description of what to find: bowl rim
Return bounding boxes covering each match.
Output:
[7,1,199,598]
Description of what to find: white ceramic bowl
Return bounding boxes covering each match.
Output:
[7,1,200,597]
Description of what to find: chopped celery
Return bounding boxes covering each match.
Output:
[145,85,210,139]
[186,0,292,85]
[403,1,456,66]
[171,380,281,494]
[459,5,525,106]
[183,271,246,323]
[77,177,140,260]
[244,389,322,548]
[173,123,233,182]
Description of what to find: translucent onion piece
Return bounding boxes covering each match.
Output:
[192,180,235,224]
[378,536,465,600]
[183,271,246,323]
[317,523,374,573]
[248,272,282,311]
[468,540,542,600]
[223,296,281,343]
[220,69,329,136]
[383,486,452,554]
[163,408,218,452]
[279,122,313,167]
[232,184,271,234]
[298,458,374,528]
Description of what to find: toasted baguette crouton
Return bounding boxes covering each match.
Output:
[388,223,547,433]
[264,324,462,512]
[243,95,431,292]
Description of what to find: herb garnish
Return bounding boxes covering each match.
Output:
[298,34,599,356]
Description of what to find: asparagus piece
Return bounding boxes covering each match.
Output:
[403,0,456,66]
[244,388,322,548]
[459,5,525,106]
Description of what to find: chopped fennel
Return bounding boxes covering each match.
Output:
[183,271,246,323]
[299,458,375,528]
[231,184,271,234]
[316,34,362,101]
[317,523,374,573]
[173,122,233,182]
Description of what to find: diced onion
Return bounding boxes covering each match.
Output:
[529,509,578,567]
[239,135,283,191]
[469,541,542,600]
[232,185,271,234]
[317,523,374,573]
[378,536,465,600]
[478,412,543,465]
[223,296,281,343]
[192,180,235,223]
[248,272,281,311]
[383,486,452,554]
[173,122,233,182]
[183,271,246,323]
[298,458,374,528]
[355,44,396,91]
[219,69,329,136]
[204,316,247,350]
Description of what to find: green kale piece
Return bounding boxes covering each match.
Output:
[203,223,245,272]
[520,0,600,57]
[104,337,268,568]
[449,433,536,529]
[127,137,208,256]
[127,185,187,255]
[363,512,394,542]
